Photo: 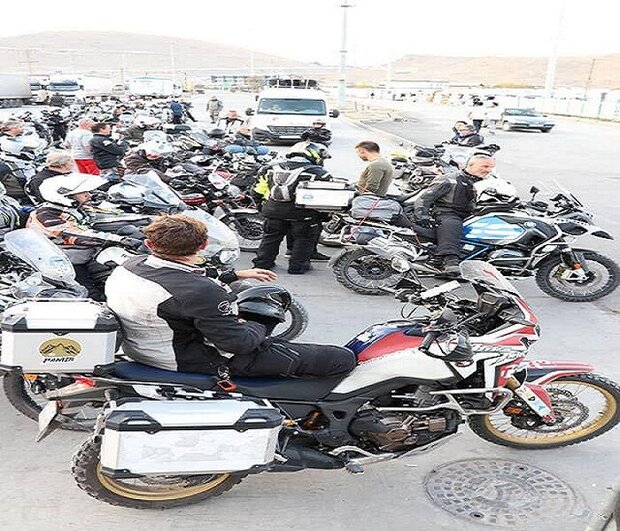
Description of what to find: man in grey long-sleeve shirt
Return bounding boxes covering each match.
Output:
[355,141,394,196]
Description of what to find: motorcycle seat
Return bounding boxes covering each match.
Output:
[108,361,342,400]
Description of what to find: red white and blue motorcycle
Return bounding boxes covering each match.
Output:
[7,261,617,509]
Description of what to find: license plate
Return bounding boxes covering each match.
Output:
[37,401,60,442]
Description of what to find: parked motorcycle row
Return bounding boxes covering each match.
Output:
[0,96,618,511]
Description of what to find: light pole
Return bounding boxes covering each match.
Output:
[544,0,567,109]
[338,2,353,107]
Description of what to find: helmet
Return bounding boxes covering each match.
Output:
[236,285,292,330]
[210,96,218,100]
[0,137,25,156]
[286,141,330,165]
[38,173,108,207]
[139,140,174,157]
[312,119,326,126]
[208,128,226,139]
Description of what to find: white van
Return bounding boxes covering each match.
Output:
[246,88,339,144]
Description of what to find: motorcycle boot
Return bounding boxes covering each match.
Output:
[441,255,461,276]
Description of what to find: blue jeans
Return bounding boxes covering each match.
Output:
[225,145,269,156]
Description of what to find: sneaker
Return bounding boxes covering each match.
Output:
[310,251,330,262]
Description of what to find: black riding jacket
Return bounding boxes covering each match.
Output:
[105,255,267,373]
[414,169,480,220]
[90,134,129,169]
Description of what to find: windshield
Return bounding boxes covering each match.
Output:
[4,229,76,283]
[257,98,326,116]
[504,108,542,117]
[123,171,183,208]
[183,209,239,260]
[49,83,80,91]
[460,260,520,295]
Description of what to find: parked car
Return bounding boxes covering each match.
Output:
[501,108,555,132]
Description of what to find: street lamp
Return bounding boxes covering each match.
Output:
[338,2,353,108]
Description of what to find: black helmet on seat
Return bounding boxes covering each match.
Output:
[236,285,292,333]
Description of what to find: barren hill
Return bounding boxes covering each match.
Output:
[0,32,618,89]
[0,31,311,78]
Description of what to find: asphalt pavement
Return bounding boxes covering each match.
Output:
[0,94,618,531]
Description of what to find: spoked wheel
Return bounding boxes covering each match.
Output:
[3,373,100,431]
[272,297,309,341]
[470,374,620,449]
[226,214,264,252]
[536,251,619,302]
[72,438,246,509]
[331,248,405,295]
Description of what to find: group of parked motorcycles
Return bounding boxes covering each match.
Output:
[0,97,617,512]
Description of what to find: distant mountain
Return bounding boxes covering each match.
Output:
[0,31,313,79]
[340,54,620,89]
[0,32,617,89]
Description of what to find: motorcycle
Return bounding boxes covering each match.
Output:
[6,261,617,509]
[329,188,618,302]
[0,227,309,431]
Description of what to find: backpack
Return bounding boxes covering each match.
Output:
[267,165,307,202]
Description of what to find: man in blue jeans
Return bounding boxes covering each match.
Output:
[225,127,269,156]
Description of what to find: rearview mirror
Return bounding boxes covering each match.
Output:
[245,107,255,116]
[529,186,540,195]
[329,109,340,118]
[444,330,474,362]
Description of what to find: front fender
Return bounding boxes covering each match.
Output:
[523,360,595,385]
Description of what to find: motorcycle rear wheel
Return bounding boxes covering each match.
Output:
[3,373,99,431]
[72,437,246,509]
[469,374,620,449]
[332,248,404,295]
[535,251,618,302]
[272,297,309,340]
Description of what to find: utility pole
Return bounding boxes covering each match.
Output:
[338,2,353,108]
[544,0,567,107]
[170,42,177,83]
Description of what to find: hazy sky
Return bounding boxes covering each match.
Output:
[4,0,620,65]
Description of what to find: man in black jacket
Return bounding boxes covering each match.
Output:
[90,122,128,177]
[414,154,496,274]
[252,142,331,274]
[123,141,171,182]
[26,150,74,203]
[105,215,355,377]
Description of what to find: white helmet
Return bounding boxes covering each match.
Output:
[0,137,25,156]
[139,140,174,157]
[39,173,108,207]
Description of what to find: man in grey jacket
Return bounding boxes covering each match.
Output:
[355,141,394,196]
[414,154,496,275]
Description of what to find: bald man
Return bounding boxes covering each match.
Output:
[64,118,99,175]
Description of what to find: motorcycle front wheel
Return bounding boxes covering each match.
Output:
[331,248,405,296]
[535,251,619,302]
[469,374,620,449]
[72,438,246,509]
[223,213,264,252]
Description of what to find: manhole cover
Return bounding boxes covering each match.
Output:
[424,458,588,528]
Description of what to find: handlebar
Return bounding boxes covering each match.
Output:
[419,330,441,353]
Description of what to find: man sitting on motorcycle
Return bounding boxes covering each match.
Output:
[105,214,356,377]
[27,173,143,298]
[224,127,270,156]
[414,154,496,275]
[123,140,172,182]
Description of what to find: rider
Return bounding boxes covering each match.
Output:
[90,122,129,181]
[301,119,332,145]
[27,173,143,297]
[225,127,270,156]
[123,141,172,182]
[252,141,332,274]
[105,214,356,377]
[413,154,496,275]
[448,123,484,147]
[216,110,245,135]
[26,150,74,203]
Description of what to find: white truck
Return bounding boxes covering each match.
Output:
[128,77,182,98]
[245,88,339,144]
[0,74,32,108]
[47,77,82,102]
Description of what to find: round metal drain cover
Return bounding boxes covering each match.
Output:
[424,458,588,528]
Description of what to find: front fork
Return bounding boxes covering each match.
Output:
[559,247,590,280]
[505,376,556,423]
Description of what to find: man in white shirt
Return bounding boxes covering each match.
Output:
[64,119,98,175]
